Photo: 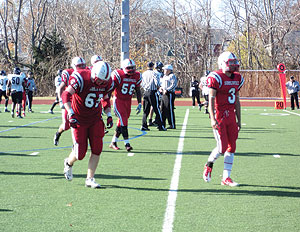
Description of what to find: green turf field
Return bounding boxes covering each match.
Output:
[0,104,299,232]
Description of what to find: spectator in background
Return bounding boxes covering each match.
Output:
[285,76,300,110]
[199,71,210,114]
[190,76,203,110]
[49,70,63,114]
[26,71,37,113]
[0,70,10,112]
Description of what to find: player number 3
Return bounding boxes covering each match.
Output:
[228,88,236,104]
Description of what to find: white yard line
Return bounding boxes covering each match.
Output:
[162,109,189,232]
[283,110,300,116]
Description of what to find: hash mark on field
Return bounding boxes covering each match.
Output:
[162,109,189,232]
[29,152,39,156]
[271,123,276,126]
[127,153,134,157]
[273,154,281,158]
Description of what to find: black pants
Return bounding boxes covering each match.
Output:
[192,90,201,106]
[142,90,163,128]
[0,90,9,107]
[290,92,299,110]
[161,91,176,128]
[27,91,33,110]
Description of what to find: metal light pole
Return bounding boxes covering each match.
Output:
[121,0,130,66]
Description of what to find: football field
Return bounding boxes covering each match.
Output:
[0,104,299,232]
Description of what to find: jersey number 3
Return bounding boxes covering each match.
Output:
[228,88,236,104]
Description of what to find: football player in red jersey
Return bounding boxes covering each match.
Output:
[53,66,74,146]
[202,51,244,187]
[61,58,113,188]
[109,58,142,152]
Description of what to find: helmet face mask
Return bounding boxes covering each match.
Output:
[122,59,136,75]
[91,61,111,87]
[155,62,164,73]
[218,52,240,73]
[13,67,21,75]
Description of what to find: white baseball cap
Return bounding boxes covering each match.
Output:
[163,64,173,71]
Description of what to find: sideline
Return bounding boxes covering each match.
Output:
[162,109,189,232]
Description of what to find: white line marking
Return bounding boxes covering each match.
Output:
[162,109,189,232]
[283,110,300,116]
[127,152,134,157]
[273,154,280,158]
[29,152,39,156]
[271,123,276,126]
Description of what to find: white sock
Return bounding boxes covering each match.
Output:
[208,147,221,163]
[124,139,129,145]
[223,152,234,179]
[112,135,118,143]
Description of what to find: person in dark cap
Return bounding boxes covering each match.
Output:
[286,76,300,110]
[140,61,166,131]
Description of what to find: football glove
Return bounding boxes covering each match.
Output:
[136,103,142,115]
[68,113,79,128]
[107,116,113,129]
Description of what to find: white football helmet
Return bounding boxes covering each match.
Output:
[91,61,111,85]
[71,57,86,70]
[91,55,103,65]
[122,58,136,75]
[218,51,240,73]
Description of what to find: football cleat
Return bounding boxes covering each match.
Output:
[221,177,239,187]
[48,110,54,114]
[5,109,10,112]
[203,163,213,182]
[141,126,150,131]
[109,142,120,150]
[22,112,26,117]
[11,112,14,118]
[17,115,23,119]
[125,143,133,152]
[54,132,61,146]
[158,126,167,131]
[85,178,101,189]
[64,158,73,181]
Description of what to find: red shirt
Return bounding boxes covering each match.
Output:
[69,68,114,125]
[111,69,142,101]
[207,70,244,113]
[62,69,74,86]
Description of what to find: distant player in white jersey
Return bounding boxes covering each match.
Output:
[6,67,26,118]
[199,71,210,114]
[0,70,10,112]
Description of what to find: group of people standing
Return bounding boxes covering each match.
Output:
[140,61,178,131]
[0,68,37,117]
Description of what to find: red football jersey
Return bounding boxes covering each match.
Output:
[111,69,142,101]
[69,68,114,125]
[207,70,244,112]
[62,68,74,86]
